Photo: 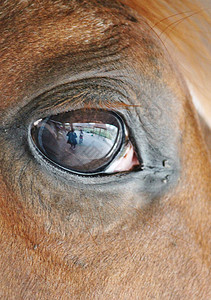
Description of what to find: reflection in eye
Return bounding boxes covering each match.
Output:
[30,109,141,175]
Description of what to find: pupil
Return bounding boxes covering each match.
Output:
[31,109,124,174]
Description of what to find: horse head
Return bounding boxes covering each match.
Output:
[0,0,210,298]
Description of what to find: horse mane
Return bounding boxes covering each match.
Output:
[120,0,211,129]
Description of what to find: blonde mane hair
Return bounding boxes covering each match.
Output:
[120,0,211,128]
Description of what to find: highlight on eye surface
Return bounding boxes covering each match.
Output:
[30,109,141,175]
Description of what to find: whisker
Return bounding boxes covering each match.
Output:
[78,207,98,246]
[95,205,106,245]
[121,229,137,265]
[105,201,139,266]
[159,10,203,38]
[152,10,196,29]
[134,207,193,247]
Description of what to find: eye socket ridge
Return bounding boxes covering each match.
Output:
[30,108,142,176]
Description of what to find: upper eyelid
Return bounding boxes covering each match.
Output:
[17,81,138,126]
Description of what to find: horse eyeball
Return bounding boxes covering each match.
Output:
[30,109,141,175]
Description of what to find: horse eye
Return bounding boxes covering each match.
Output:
[30,109,141,175]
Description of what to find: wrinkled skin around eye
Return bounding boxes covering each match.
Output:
[0,0,210,299]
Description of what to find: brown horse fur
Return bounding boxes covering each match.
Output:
[0,0,210,299]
